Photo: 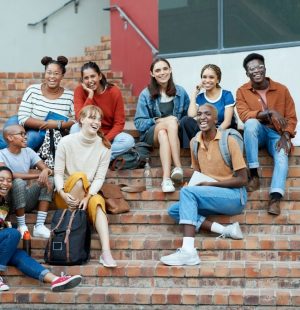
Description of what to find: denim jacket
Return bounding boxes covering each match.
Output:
[134,85,190,141]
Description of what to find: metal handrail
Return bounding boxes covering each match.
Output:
[103,5,158,55]
[28,0,80,33]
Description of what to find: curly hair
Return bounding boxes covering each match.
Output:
[41,56,68,74]
[200,64,222,88]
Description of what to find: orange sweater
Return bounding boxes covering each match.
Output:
[236,78,297,137]
[74,84,125,141]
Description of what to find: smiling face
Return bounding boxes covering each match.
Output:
[82,68,102,92]
[0,170,13,197]
[201,68,219,91]
[80,110,102,137]
[44,63,63,89]
[150,60,172,88]
[246,59,266,85]
[196,104,218,132]
[5,125,27,148]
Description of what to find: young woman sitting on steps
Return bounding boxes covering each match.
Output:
[134,58,190,193]
[0,166,82,292]
[54,105,117,267]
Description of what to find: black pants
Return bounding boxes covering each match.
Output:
[179,116,200,149]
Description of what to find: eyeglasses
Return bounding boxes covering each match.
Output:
[45,71,62,77]
[247,64,265,73]
[11,132,27,137]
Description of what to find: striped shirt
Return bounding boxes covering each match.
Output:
[18,84,75,125]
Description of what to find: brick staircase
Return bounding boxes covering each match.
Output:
[1,148,300,309]
[1,37,300,308]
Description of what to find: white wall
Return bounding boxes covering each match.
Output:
[0,0,110,71]
[169,46,300,119]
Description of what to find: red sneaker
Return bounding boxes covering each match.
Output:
[51,274,82,292]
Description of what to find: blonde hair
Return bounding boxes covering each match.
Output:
[79,105,111,149]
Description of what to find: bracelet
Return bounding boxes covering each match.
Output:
[57,120,62,130]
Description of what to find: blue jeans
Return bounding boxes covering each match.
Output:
[244,119,288,196]
[0,228,49,281]
[168,186,247,231]
[0,115,45,151]
[70,123,135,160]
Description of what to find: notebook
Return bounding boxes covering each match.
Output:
[45,111,69,122]
[188,171,217,186]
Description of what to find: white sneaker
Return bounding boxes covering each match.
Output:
[218,222,243,240]
[18,225,29,239]
[0,277,9,291]
[160,248,200,266]
[33,224,50,239]
[171,167,183,182]
[161,178,175,193]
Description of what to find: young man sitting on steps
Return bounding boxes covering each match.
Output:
[160,104,248,266]
[236,53,297,215]
[0,125,53,239]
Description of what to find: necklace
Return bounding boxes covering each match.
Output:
[96,85,107,95]
[42,83,62,95]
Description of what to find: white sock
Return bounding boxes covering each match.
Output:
[182,237,195,252]
[36,211,47,227]
[211,222,225,234]
[16,215,26,227]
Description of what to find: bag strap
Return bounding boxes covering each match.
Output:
[219,128,244,169]
[192,132,201,160]
[118,183,146,193]
[64,209,78,262]
[52,209,68,233]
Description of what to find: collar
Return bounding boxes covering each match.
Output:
[245,77,277,91]
[78,131,98,144]
[198,130,221,149]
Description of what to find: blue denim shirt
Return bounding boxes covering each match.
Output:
[134,85,190,141]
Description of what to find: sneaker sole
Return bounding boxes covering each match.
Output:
[160,257,200,266]
[162,188,175,193]
[231,223,243,239]
[99,256,117,268]
[171,173,183,182]
[51,276,82,292]
[33,233,50,239]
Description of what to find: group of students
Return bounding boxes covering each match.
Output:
[0,51,297,291]
[134,52,297,266]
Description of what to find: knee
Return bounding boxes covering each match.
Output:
[157,129,168,141]
[244,119,260,133]
[7,228,21,244]
[13,178,27,190]
[167,118,179,131]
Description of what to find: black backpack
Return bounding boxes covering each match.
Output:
[44,209,91,265]
[110,142,153,170]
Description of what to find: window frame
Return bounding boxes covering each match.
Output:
[158,0,300,58]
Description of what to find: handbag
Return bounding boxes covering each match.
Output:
[100,183,130,214]
[44,209,91,265]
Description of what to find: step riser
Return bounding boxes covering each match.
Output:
[28,249,300,262]
[4,276,300,289]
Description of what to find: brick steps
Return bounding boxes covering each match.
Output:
[12,209,300,230]
[3,260,300,289]
[18,234,300,262]
[1,287,299,308]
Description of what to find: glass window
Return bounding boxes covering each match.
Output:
[159,0,300,55]
[159,0,218,54]
[224,0,300,48]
